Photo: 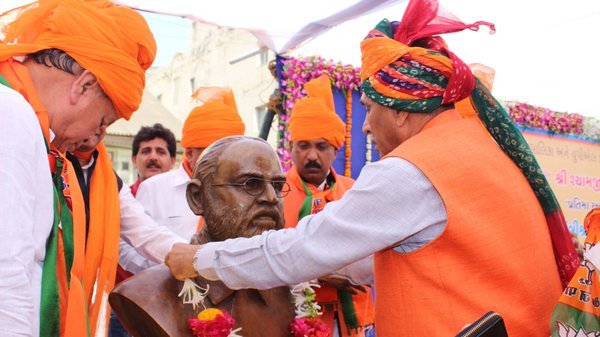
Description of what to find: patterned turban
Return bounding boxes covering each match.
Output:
[360,0,578,288]
[290,75,346,149]
[0,0,156,120]
[360,0,494,113]
[181,87,245,149]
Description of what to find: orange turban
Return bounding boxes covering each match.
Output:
[181,87,246,148]
[289,75,346,149]
[0,0,156,120]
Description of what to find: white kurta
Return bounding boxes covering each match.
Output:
[194,157,447,289]
[0,84,53,337]
[120,165,199,273]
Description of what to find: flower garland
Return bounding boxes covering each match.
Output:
[278,56,361,171]
[505,101,600,142]
[290,282,331,337]
[277,57,600,174]
[179,279,242,337]
[179,279,331,337]
[344,90,352,177]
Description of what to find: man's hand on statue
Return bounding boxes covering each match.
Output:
[165,243,201,280]
[318,274,369,295]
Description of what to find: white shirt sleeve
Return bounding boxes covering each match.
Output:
[118,238,157,274]
[335,256,374,285]
[0,87,53,336]
[585,243,600,270]
[118,184,185,264]
[194,157,447,289]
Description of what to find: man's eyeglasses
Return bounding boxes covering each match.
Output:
[212,177,291,197]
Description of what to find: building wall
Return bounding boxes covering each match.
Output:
[146,22,279,146]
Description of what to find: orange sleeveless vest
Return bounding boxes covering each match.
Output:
[375,110,561,337]
[284,166,374,335]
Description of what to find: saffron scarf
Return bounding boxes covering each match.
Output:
[1,59,94,337]
[79,143,121,335]
[0,67,88,336]
[360,0,578,287]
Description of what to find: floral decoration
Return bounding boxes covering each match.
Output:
[188,308,242,337]
[277,56,361,171]
[277,57,600,173]
[344,90,353,177]
[291,317,330,337]
[505,101,599,142]
[179,279,242,337]
[290,282,331,337]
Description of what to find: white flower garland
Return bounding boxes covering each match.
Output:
[178,278,209,311]
[290,281,322,319]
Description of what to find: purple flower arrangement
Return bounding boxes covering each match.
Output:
[506,101,598,142]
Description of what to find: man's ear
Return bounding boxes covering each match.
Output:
[131,156,138,169]
[186,178,204,216]
[69,70,101,105]
[395,110,409,127]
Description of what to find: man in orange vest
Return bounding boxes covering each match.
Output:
[285,75,374,336]
[165,0,579,336]
[0,1,157,336]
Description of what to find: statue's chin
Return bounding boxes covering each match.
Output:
[246,217,281,234]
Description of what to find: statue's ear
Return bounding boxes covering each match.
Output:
[186,178,204,216]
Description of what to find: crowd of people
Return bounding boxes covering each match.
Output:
[0,0,596,336]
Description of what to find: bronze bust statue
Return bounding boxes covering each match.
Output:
[109,136,295,337]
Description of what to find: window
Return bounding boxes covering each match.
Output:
[255,105,267,129]
[121,162,129,171]
[190,77,196,93]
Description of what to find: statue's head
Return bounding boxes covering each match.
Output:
[186,136,289,241]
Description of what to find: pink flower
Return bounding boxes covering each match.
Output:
[291,317,331,337]
[188,310,236,337]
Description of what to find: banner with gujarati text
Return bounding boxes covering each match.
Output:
[522,130,600,241]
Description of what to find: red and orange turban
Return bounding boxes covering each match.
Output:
[289,75,346,149]
[181,87,246,149]
[360,0,578,288]
[0,0,156,120]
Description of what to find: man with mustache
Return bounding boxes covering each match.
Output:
[130,123,177,196]
[166,0,578,336]
[135,87,245,243]
[110,136,295,337]
[111,124,177,336]
[285,75,374,337]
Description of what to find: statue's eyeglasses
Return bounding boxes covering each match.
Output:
[212,177,291,197]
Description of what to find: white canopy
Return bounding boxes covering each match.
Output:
[2,0,600,117]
